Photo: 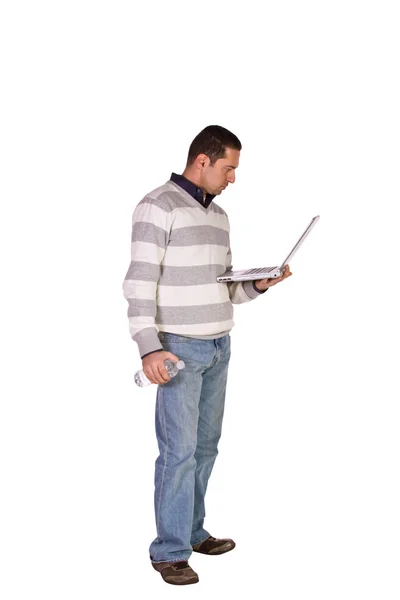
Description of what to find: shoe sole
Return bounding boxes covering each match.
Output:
[163,576,199,585]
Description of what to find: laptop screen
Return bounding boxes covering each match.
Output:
[279,215,320,269]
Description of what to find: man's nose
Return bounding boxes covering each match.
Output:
[227,171,235,183]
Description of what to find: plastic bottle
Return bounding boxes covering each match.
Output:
[134,359,186,387]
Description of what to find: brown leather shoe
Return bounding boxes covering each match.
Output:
[192,535,236,555]
[152,560,199,585]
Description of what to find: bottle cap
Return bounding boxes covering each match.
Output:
[176,360,185,370]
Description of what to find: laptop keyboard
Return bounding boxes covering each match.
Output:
[244,267,276,275]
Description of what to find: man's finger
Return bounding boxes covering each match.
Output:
[156,362,171,383]
[144,367,158,385]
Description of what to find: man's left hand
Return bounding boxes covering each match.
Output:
[254,264,292,291]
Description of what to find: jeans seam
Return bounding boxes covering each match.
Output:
[153,385,169,562]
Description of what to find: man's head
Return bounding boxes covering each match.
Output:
[183,125,241,196]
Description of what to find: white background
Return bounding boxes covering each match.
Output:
[1,0,399,598]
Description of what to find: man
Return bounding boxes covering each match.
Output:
[122,125,292,585]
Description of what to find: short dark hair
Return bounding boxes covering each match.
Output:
[186,125,242,166]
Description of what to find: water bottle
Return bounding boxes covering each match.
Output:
[134,359,185,387]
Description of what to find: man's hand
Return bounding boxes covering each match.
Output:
[254,264,293,292]
[142,350,181,385]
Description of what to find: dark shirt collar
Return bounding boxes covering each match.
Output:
[170,172,215,208]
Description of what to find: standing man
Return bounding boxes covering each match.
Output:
[122,125,292,585]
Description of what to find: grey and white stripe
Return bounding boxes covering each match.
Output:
[122,181,261,357]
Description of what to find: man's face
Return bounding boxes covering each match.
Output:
[201,147,240,195]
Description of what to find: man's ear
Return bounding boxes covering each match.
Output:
[195,154,210,170]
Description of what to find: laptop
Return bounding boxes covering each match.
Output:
[217,215,320,282]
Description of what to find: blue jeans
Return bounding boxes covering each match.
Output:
[149,332,231,563]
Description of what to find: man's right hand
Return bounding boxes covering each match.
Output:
[142,350,181,385]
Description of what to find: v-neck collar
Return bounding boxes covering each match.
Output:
[169,172,215,209]
[168,180,214,214]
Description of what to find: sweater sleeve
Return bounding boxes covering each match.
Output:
[122,198,171,358]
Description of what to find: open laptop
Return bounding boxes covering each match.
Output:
[217,215,320,282]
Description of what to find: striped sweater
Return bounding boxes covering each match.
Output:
[122,180,263,357]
